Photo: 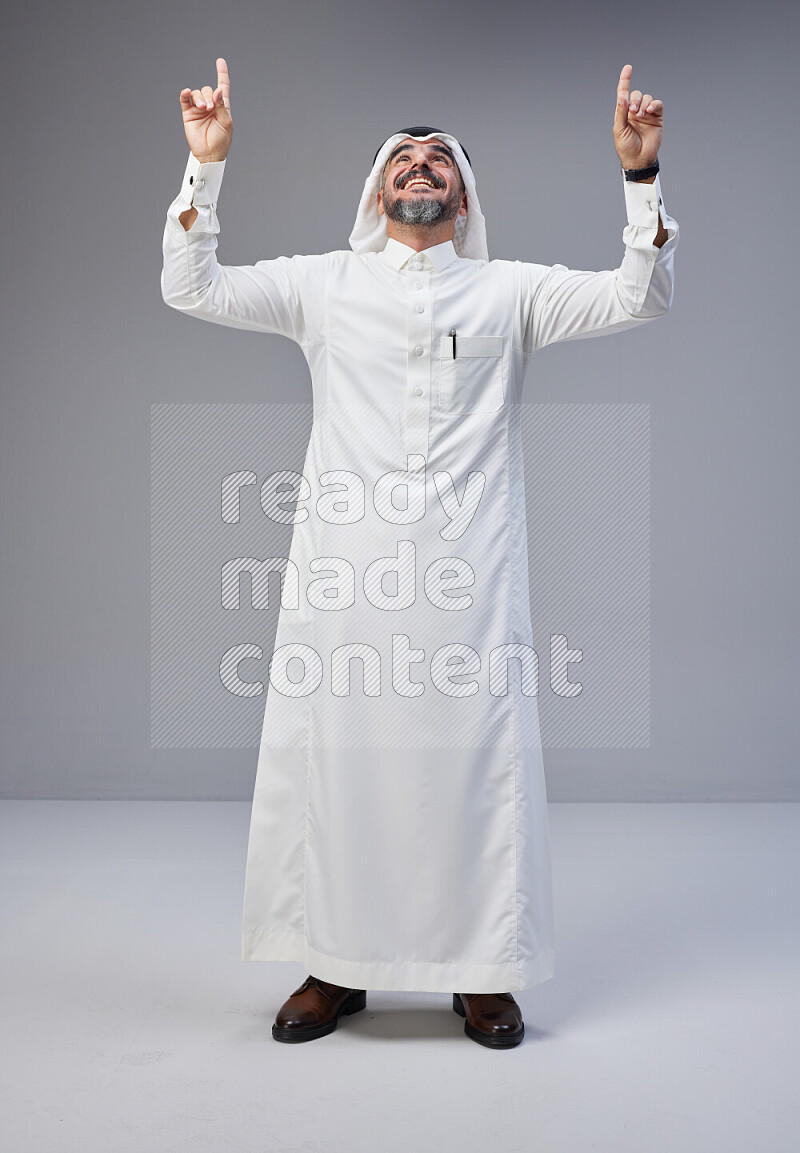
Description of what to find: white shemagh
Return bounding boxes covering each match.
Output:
[348,129,489,261]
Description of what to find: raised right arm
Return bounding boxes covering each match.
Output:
[160,57,306,342]
[160,153,306,341]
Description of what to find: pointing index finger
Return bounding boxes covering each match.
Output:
[617,63,632,102]
[216,56,231,103]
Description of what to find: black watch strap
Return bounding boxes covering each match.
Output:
[621,158,660,182]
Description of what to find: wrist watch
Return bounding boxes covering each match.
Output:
[621,158,660,181]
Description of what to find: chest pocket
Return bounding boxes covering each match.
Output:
[438,335,505,414]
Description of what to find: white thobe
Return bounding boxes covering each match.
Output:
[162,152,679,992]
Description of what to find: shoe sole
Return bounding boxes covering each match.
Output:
[272,989,367,1043]
[452,993,524,1049]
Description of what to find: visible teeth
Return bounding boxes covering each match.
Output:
[405,179,435,189]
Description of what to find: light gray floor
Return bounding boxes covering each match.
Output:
[1,800,797,1153]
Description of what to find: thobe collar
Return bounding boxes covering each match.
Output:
[380,237,458,273]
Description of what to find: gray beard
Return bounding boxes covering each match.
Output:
[387,196,448,226]
[383,184,462,227]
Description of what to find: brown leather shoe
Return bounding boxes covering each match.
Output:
[453,992,525,1048]
[272,974,367,1043]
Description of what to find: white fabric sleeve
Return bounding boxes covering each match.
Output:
[522,172,679,352]
[160,153,306,344]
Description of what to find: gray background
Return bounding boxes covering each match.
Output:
[3,0,797,799]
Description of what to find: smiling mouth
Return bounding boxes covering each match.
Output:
[399,177,442,191]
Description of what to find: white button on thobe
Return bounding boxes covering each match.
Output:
[162,152,679,992]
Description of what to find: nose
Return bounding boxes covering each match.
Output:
[399,154,442,185]
[401,156,430,177]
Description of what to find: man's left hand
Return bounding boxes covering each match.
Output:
[613,64,663,169]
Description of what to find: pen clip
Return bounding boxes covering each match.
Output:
[449,328,457,359]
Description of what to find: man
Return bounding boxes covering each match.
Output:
[162,58,678,1050]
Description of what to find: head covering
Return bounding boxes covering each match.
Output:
[349,127,488,262]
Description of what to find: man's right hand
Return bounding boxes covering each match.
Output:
[179,57,233,163]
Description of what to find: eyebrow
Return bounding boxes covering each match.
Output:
[386,141,456,165]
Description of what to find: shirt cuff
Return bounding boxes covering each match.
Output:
[178,151,227,208]
[622,171,664,228]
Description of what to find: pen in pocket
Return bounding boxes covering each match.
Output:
[449,328,457,359]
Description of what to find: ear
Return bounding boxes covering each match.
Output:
[458,190,468,217]
[376,186,385,218]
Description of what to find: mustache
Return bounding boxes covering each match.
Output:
[395,169,447,191]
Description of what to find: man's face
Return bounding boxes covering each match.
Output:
[377,138,467,228]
